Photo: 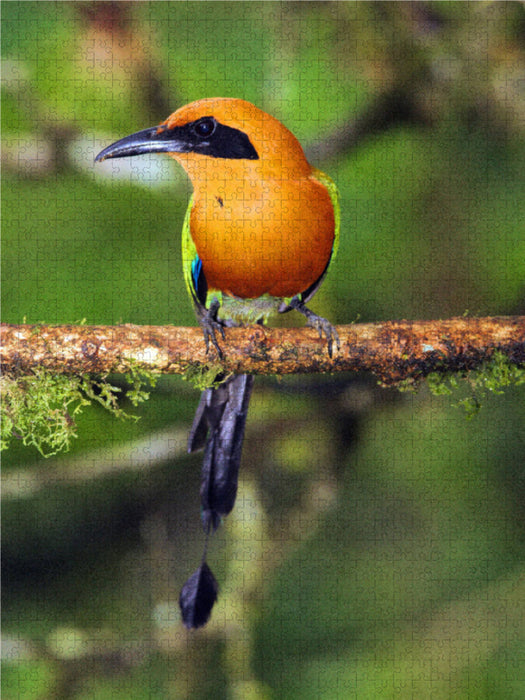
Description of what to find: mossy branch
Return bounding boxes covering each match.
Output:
[1,318,524,384]
[1,318,524,456]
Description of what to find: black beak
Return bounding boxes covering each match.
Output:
[95,125,190,162]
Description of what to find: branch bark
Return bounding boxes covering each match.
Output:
[1,317,524,385]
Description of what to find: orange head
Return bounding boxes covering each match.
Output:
[95,97,312,183]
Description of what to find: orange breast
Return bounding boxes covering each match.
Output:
[189,173,335,299]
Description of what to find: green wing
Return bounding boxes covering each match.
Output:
[181,193,197,302]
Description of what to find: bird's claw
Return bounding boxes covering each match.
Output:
[289,297,340,359]
[307,314,340,359]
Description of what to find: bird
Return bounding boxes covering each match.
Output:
[95,97,340,628]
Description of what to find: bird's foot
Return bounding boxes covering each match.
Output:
[200,298,226,357]
[289,297,340,358]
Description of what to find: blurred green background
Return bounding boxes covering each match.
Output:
[2,2,525,698]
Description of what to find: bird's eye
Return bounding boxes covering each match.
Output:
[193,117,216,138]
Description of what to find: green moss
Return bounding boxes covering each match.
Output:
[426,350,525,417]
[182,363,231,392]
[122,361,159,407]
[0,367,157,457]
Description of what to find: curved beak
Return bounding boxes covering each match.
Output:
[95,125,190,162]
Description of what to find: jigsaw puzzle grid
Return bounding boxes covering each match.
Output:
[2,2,525,698]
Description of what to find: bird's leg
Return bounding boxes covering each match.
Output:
[198,297,226,356]
[288,296,340,358]
[197,297,241,356]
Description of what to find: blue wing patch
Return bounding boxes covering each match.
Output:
[191,255,208,307]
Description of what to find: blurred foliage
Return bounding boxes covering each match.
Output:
[2,1,525,698]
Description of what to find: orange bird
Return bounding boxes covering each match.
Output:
[96,98,340,627]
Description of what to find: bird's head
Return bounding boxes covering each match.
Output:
[95,98,311,182]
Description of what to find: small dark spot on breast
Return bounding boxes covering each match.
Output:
[216,196,224,208]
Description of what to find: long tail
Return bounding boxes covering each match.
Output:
[188,374,254,532]
[180,374,254,628]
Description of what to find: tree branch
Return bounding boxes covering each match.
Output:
[2,318,524,385]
